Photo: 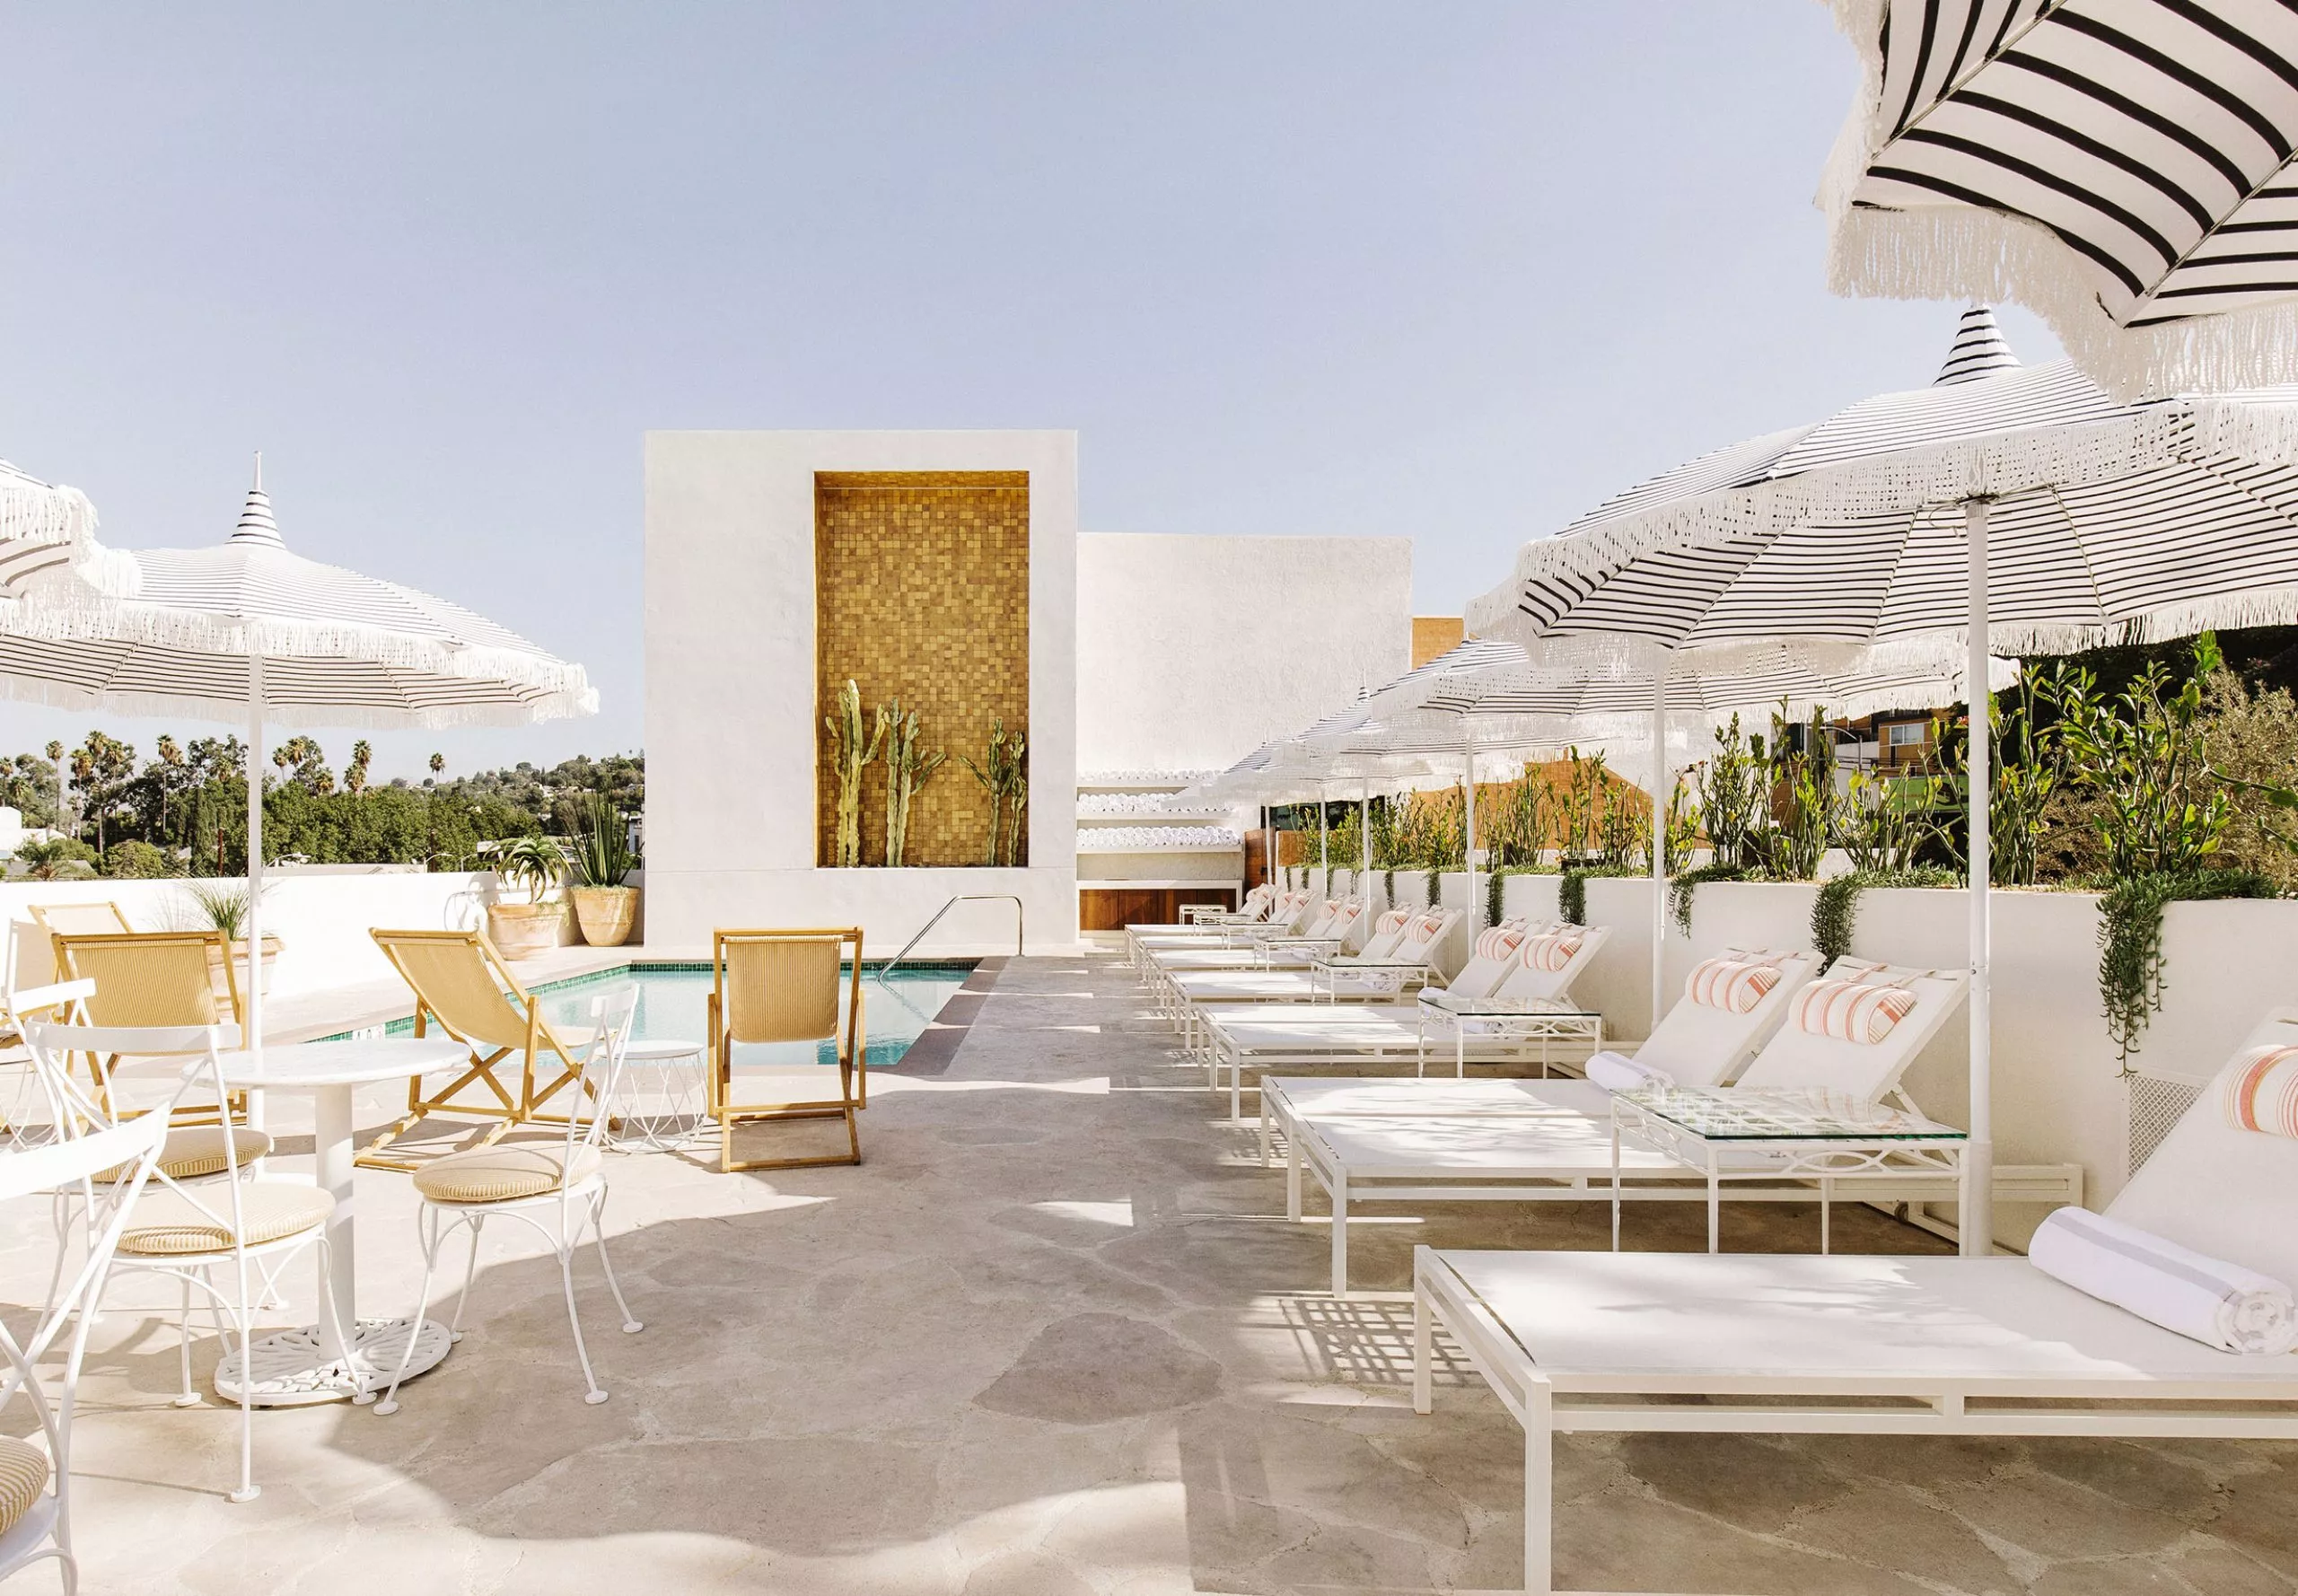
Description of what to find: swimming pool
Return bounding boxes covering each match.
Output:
[356,960,976,1068]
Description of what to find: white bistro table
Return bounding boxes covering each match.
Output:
[1610,1085,1969,1256]
[212,1037,469,1406]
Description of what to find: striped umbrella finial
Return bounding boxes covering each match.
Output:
[1934,306,2020,387]
[232,452,283,548]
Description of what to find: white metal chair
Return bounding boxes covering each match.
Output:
[22,1017,338,1504]
[0,1083,181,1592]
[374,990,644,1413]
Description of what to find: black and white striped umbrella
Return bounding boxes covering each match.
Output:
[0,462,596,1053]
[1468,307,2298,672]
[1467,304,2298,1258]
[1824,0,2298,397]
[0,460,102,601]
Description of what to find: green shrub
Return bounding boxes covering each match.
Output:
[103,840,171,879]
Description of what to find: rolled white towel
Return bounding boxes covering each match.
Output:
[2028,1206,2298,1355]
[1585,1051,1673,1094]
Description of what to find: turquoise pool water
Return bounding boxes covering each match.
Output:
[366,960,974,1068]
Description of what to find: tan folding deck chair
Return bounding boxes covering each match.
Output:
[22,901,135,991]
[52,931,245,1123]
[364,928,592,1171]
[706,928,865,1173]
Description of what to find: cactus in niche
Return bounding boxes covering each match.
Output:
[824,679,882,867]
[960,719,1029,866]
[878,699,947,867]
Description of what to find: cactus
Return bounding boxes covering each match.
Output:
[878,699,947,867]
[1004,754,1028,867]
[959,718,1028,865]
[823,679,882,867]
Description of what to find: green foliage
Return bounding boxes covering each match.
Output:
[494,834,568,903]
[103,840,171,879]
[2057,636,2232,881]
[1662,776,1700,874]
[1810,867,1958,965]
[1486,864,1510,928]
[1766,706,1838,881]
[569,791,637,888]
[15,837,97,881]
[1668,862,1750,935]
[2097,868,2278,1070]
[1836,763,1950,874]
[1559,864,1636,926]
[184,880,256,938]
[1688,716,1769,869]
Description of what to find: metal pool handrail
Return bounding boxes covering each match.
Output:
[878,894,1023,983]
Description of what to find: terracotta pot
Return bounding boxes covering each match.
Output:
[572,885,636,948]
[487,900,567,960]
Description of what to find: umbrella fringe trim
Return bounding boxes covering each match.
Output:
[1814,0,2298,401]
[0,669,594,731]
[0,481,97,548]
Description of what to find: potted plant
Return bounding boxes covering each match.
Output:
[485,835,569,959]
[184,881,285,1003]
[568,793,639,947]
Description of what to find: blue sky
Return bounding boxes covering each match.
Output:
[0,4,2061,780]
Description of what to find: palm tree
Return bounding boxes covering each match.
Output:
[17,839,92,881]
[346,740,372,797]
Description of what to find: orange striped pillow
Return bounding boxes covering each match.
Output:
[2222,1045,2298,1137]
[1793,979,1916,1044]
[1524,931,1583,972]
[1685,958,1782,1013]
[1473,926,1526,962]
[1374,909,1410,935]
[1410,914,1446,943]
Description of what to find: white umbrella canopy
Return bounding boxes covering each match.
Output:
[1823,0,2298,399]
[1468,307,2298,1258]
[0,463,598,1055]
[0,459,104,600]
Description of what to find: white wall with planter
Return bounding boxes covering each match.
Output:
[3,872,501,999]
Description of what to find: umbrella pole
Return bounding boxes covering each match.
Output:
[1319,785,1328,891]
[1962,497,1994,1258]
[1359,782,1370,908]
[1650,665,1669,1041]
[245,648,266,1078]
[1462,740,1478,929]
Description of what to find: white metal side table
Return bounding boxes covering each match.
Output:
[1416,991,1602,1078]
[610,1038,710,1152]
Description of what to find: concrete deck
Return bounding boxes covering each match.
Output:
[7,951,2296,1593]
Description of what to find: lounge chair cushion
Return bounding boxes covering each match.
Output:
[1686,958,1782,1013]
[414,1144,601,1205]
[0,1438,47,1537]
[2222,1044,2298,1137]
[1792,978,1915,1044]
[1524,932,1583,972]
[96,1125,272,1183]
[118,1182,334,1256]
[1473,926,1526,962]
[1374,909,1409,935]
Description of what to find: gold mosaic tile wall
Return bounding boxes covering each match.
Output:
[814,471,1031,868]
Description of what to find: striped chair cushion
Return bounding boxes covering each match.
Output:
[2222,1045,2298,1137]
[1793,979,1916,1045]
[1684,958,1782,1014]
[1473,926,1526,962]
[0,1437,46,1537]
[1524,932,1583,972]
[1408,915,1446,943]
[1330,903,1363,925]
[1375,909,1410,935]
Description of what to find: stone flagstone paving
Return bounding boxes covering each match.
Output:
[4,950,2295,1592]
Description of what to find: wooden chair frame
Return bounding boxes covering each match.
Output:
[51,929,244,1125]
[706,927,866,1172]
[364,928,592,1171]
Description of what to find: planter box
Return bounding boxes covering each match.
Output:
[487,900,569,960]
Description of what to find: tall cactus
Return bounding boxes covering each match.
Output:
[877,698,947,867]
[823,679,882,867]
[960,718,1013,864]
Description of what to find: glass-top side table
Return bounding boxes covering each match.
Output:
[1611,1086,1969,1254]
[1415,992,1602,1078]
[1307,956,1435,1002]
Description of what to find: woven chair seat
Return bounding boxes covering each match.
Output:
[118,1182,333,1257]
[96,1125,272,1183]
[413,1144,601,1206]
[0,1437,46,1536]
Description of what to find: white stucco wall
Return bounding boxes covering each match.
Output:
[644,430,1079,954]
[1074,533,1412,777]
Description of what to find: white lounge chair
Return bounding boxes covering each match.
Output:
[1306,908,1466,999]
[1163,918,1541,1042]
[1194,922,1592,1121]
[1413,1007,2298,1596]
[1276,959,1990,1295]
[1414,925,1616,1077]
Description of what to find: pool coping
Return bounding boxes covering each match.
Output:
[878,956,1004,1076]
